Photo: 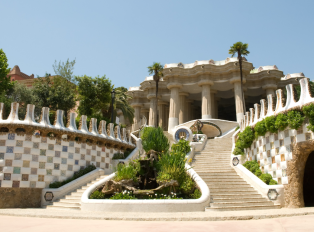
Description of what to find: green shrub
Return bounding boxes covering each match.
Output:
[235,126,240,131]
[171,139,191,154]
[302,104,314,132]
[269,179,278,185]
[233,126,254,155]
[265,116,277,133]
[49,164,96,188]
[287,110,304,129]
[141,127,169,153]
[255,169,262,177]
[112,149,134,160]
[275,113,288,131]
[243,161,277,185]
[114,161,140,182]
[89,190,105,199]
[254,120,267,138]
[259,173,273,185]
[190,189,202,199]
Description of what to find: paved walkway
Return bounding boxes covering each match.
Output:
[0,214,313,232]
[1,207,314,221]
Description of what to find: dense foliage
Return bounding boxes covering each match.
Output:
[234,107,312,156]
[114,161,140,182]
[141,127,169,153]
[0,49,14,95]
[243,161,277,185]
[49,164,96,188]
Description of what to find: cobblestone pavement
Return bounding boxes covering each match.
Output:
[0,214,313,232]
[0,207,314,221]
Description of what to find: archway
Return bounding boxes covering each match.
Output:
[303,151,314,206]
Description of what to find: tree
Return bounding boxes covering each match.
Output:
[0,49,14,94]
[148,62,163,128]
[33,74,76,123]
[7,82,34,119]
[229,42,250,114]
[115,87,134,124]
[75,75,112,118]
[53,58,76,83]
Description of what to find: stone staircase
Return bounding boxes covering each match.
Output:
[192,134,280,211]
[46,175,107,210]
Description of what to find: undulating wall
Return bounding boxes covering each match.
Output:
[237,77,314,207]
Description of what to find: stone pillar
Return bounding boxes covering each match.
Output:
[233,81,245,123]
[199,80,213,119]
[210,91,217,119]
[179,93,189,124]
[132,104,141,131]
[165,105,169,131]
[148,96,157,127]
[167,83,182,132]
[263,84,277,97]
[186,100,193,121]
[158,101,167,129]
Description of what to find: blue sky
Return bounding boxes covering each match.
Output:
[1,0,314,88]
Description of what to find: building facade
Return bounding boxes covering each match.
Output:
[128,57,305,132]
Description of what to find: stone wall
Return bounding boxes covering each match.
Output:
[0,188,42,208]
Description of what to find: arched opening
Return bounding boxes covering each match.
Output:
[303,151,314,206]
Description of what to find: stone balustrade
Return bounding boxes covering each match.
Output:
[239,78,314,131]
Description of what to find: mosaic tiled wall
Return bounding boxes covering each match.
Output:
[244,121,312,185]
[0,133,118,188]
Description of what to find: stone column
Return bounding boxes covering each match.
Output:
[210,91,217,119]
[264,86,277,97]
[148,96,157,127]
[186,100,193,122]
[167,83,182,132]
[158,101,167,129]
[233,81,245,123]
[199,80,213,119]
[179,93,189,124]
[165,105,169,131]
[132,104,141,131]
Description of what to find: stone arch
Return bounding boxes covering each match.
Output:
[303,151,314,206]
[284,140,314,208]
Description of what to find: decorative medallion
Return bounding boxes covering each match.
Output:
[174,128,190,142]
[267,189,279,200]
[232,157,239,166]
[44,192,54,202]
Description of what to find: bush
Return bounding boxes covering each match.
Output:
[110,191,137,200]
[275,113,288,131]
[254,120,267,138]
[265,116,277,133]
[259,173,273,185]
[171,139,191,154]
[233,126,254,155]
[190,189,202,199]
[269,179,278,185]
[302,104,314,132]
[49,164,96,188]
[89,190,105,199]
[112,149,134,160]
[243,161,277,185]
[287,110,305,130]
[114,161,140,182]
[141,127,169,153]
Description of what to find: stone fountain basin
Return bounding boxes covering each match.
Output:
[80,164,210,212]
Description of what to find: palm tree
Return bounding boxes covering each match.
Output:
[148,62,163,128]
[114,87,134,124]
[229,42,250,114]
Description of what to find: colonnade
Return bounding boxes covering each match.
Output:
[132,79,277,132]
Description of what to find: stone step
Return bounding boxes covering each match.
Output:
[211,201,274,207]
[197,172,237,175]
[212,197,269,203]
[205,204,281,212]
[47,205,81,210]
[59,199,81,203]
[207,185,252,190]
[70,192,84,197]
[209,189,258,194]
[65,195,81,200]
[211,193,263,198]
[204,181,248,185]
[52,202,81,207]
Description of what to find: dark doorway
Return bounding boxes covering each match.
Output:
[303,151,314,207]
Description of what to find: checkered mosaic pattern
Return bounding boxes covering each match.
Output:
[0,133,117,188]
[244,123,313,185]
